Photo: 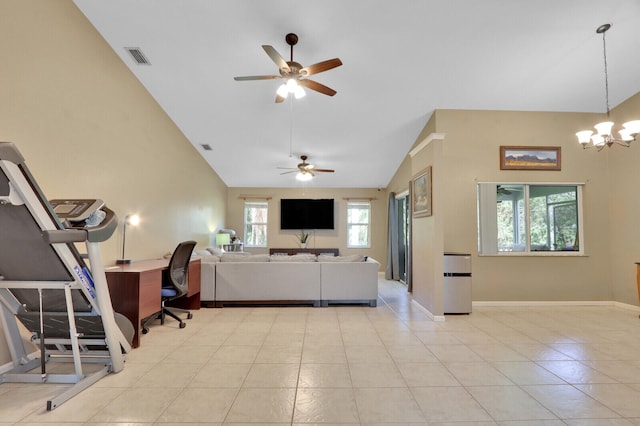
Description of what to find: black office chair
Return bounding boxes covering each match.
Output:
[143,240,196,332]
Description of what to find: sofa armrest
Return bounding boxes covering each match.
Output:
[200,261,216,302]
[320,258,379,303]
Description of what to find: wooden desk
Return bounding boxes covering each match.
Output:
[105,258,201,348]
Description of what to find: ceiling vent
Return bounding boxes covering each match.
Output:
[125,47,151,65]
[201,144,213,151]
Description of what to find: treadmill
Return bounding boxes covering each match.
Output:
[0,142,133,410]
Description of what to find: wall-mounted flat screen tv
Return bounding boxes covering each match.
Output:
[280,198,334,230]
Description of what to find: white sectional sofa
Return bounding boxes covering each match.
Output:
[198,252,380,307]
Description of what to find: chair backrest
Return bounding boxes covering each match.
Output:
[165,240,197,297]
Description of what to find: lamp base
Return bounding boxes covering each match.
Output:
[116,259,132,265]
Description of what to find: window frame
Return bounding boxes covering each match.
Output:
[243,200,268,248]
[477,182,585,256]
[346,200,371,249]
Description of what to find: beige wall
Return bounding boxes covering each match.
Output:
[387,116,446,315]
[388,105,640,315]
[410,137,445,315]
[608,92,640,305]
[436,109,613,302]
[226,187,386,266]
[0,0,228,261]
[1,1,227,365]
[389,101,640,311]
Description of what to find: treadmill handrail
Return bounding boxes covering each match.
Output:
[44,229,88,244]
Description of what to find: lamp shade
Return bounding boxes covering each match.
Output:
[293,85,306,99]
[215,233,231,246]
[594,121,614,136]
[576,130,593,145]
[286,78,298,92]
[296,171,312,181]
[619,129,634,141]
[623,120,640,134]
[276,84,288,98]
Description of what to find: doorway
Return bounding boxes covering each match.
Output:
[396,193,409,284]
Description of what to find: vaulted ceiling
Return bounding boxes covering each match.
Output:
[73,0,640,188]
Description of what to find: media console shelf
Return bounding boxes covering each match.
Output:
[269,248,340,256]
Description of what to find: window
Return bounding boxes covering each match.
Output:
[244,201,268,247]
[347,201,371,248]
[478,183,583,255]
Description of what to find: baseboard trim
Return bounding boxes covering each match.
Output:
[473,300,640,312]
[411,300,446,322]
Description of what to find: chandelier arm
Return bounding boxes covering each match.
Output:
[613,139,632,148]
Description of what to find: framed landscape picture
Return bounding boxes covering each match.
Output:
[411,166,432,217]
[500,146,561,171]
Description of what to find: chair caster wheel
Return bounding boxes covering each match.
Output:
[142,327,149,334]
[187,313,193,319]
[179,322,186,329]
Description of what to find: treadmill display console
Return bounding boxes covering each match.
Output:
[49,199,104,222]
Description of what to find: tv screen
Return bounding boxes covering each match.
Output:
[280,199,334,230]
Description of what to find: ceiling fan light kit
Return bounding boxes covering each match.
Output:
[279,155,335,182]
[234,32,342,103]
[577,23,639,150]
[277,78,306,100]
[296,171,313,181]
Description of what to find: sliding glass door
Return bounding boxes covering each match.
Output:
[396,194,409,284]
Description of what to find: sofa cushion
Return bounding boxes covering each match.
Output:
[318,254,365,262]
[200,254,221,263]
[269,253,317,262]
[221,253,269,262]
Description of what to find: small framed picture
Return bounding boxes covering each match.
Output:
[500,146,561,171]
[411,166,432,217]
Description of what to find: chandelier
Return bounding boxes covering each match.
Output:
[576,24,640,150]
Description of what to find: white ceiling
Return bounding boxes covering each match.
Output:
[73,0,640,188]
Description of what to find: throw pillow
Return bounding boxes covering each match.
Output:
[221,253,269,262]
[318,254,365,262]
[269,254,317,262]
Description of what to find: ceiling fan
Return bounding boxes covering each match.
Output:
[278,155,335,181]
[234,33,342,103]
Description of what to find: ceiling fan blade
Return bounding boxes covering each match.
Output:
[234,75,281,81]
[300,58,342,76]
[277,167,297,170]
[313,169,335,173]
[280,170,297,175]
[262,45,290,72]
[275,94,286,103]
[298,79,337,96]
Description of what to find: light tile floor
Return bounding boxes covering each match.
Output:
[2,277,640,425]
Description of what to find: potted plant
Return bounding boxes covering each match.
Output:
[297,230,310,248]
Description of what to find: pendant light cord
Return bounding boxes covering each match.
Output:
[289,95,294,157]
[601,28,610,116]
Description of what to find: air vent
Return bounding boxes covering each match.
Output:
[125,47,151,65]
[201,144,213,151]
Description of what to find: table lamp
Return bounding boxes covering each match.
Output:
[116,213,140,265]
[216,233,230,252]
